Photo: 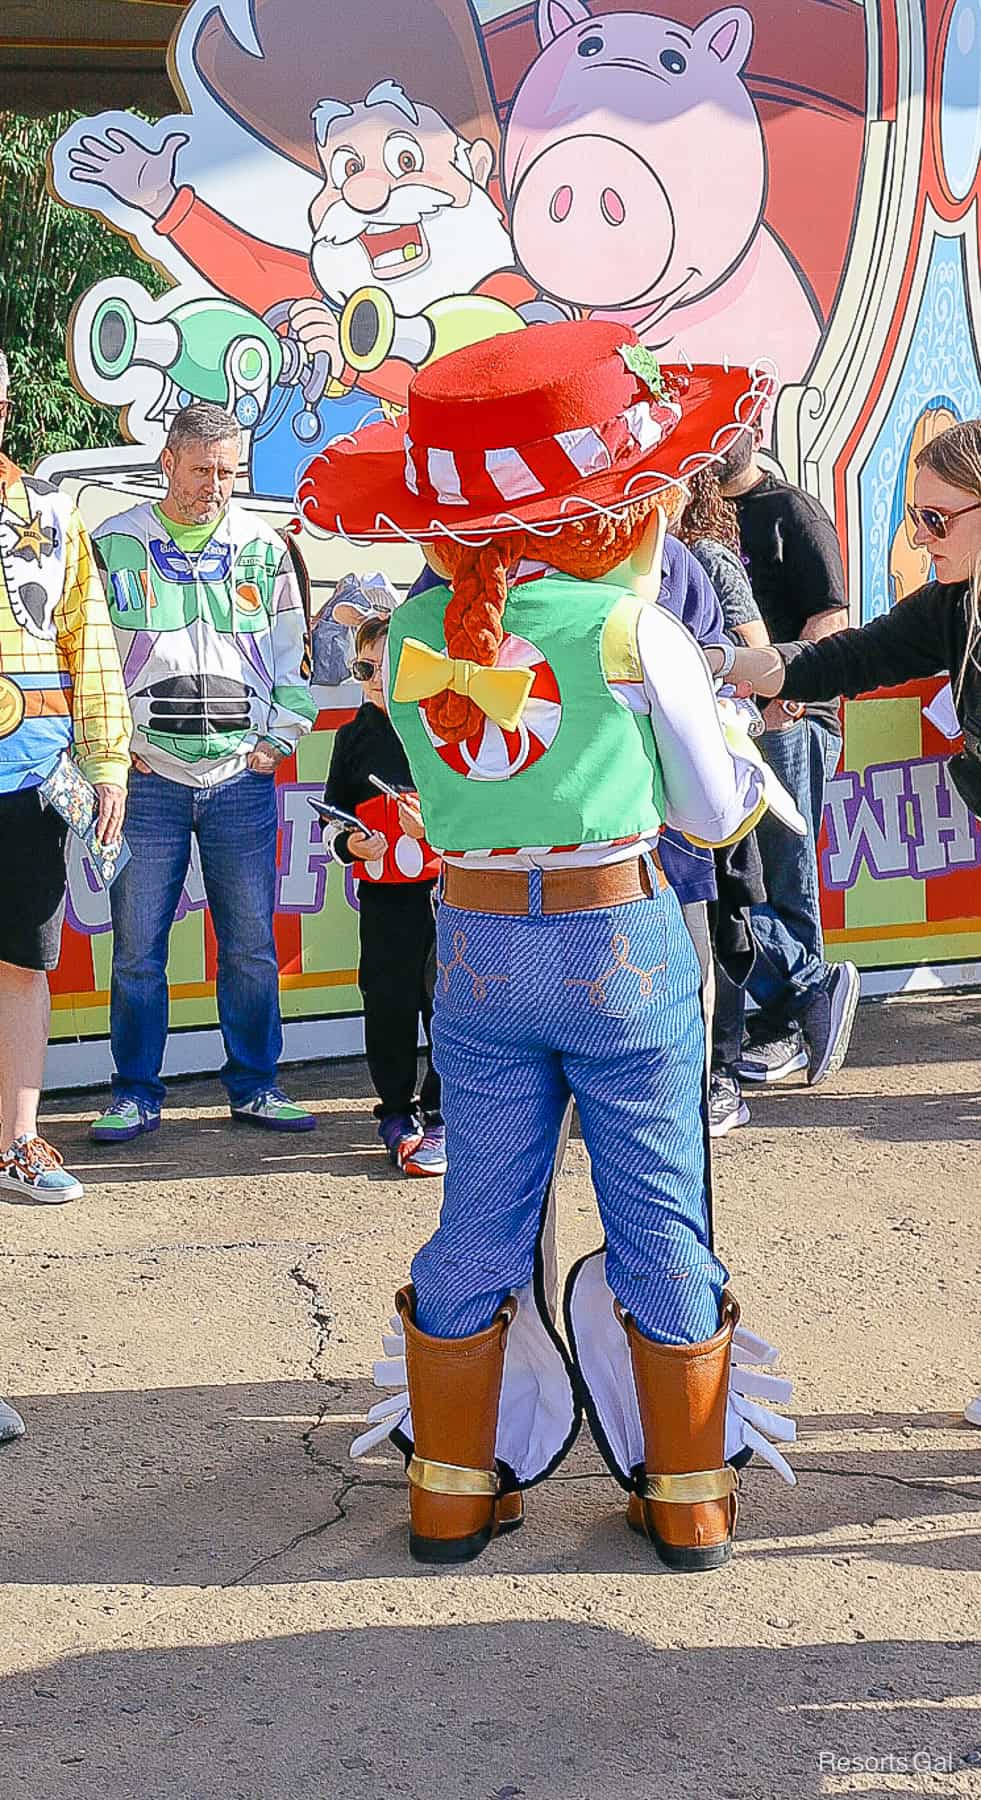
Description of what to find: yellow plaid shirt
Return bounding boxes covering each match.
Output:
[0,453,132,791]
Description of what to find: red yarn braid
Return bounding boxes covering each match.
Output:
[424,498,674,743]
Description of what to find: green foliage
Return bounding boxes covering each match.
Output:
[618,341,666,398]
[0,111,167,468]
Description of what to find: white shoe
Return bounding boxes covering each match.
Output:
[0,1398,26,1442]
[964,1395,981,1427]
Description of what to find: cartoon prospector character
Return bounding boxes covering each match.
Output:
[300,319,797,1569]
[69,80,545,414]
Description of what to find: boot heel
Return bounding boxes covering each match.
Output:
[410,1523,496,1565]
[649,1533,732,1573]
[409,1485,523,1562]
[496,1490,525,1535]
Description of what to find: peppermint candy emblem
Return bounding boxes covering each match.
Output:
[420,633,562,781]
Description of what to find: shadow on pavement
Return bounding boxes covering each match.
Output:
[730,1084,981,1144]
[0,1626,975,1800]
[1,1384,978,1588]
[29,1060,402,1189]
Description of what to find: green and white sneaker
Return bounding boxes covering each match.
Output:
[230,1088,316,1133]
[0,1136,83,1204]
[90,1098,161,1143]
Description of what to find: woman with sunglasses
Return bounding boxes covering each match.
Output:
[717,418,981,824]
[321,614,446,1177]
[718,417,981,1432]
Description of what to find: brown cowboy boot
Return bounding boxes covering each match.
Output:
[620,1292,740,1572]
[397,1285,523,1564]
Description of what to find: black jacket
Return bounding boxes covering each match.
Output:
[322,702,415,865]
[779,579,981,746]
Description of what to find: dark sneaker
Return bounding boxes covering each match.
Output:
[90,1098,161,1143]
[708,1074,750,1138]
[737,1022,809,1084]
[378,1112,424,1169]
[799,961,860,1087]
[230,1089,316,1132]
[402,1123,447,1178]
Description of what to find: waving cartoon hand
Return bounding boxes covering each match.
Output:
[69,128,188,220]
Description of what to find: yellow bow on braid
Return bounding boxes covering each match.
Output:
[393,638,535,734]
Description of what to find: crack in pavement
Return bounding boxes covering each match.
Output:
[287,1256,346,1472]
[806,1463,981,1507]
[221,1467,404,1587]
[218,1456,981,1587]
[2,1239,332,1266]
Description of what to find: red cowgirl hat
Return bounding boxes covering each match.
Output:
[297,319,771,546]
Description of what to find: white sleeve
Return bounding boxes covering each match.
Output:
[635,604,767,845]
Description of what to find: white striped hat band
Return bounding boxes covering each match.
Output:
[403,394,682,511]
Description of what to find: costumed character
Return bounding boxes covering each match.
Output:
[299,319,797,1571]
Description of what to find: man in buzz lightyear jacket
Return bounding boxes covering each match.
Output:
[89,403,318,1143]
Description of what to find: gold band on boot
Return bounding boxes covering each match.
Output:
[642,1468,738,1504]
[408,1456,499,1498]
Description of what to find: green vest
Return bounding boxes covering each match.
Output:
[388,575,665,853]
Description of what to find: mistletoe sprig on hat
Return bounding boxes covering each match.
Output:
[618,342,689,402]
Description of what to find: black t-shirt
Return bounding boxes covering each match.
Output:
[733,472,847,733]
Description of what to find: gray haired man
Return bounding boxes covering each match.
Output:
[89,403,318,1142]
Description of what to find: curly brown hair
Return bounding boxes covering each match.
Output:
[675,465,742,555]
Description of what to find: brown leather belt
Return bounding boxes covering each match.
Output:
[442,851,665,917]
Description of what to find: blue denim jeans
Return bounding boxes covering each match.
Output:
[108,768,282,1107]
[412,864,727,1346]
[747,718,842,1028]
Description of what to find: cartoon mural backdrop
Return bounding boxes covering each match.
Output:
[39,0,981,1078]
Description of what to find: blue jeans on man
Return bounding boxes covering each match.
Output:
[748,718,842,1024]
[108,768,282,1108]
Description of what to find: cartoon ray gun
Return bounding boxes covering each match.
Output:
[335,287,526,380]
[89,292,285,432]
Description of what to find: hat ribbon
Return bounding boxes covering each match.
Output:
[393,638,535,734]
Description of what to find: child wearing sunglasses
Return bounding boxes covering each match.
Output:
[322,614,445,1177]
[718,418,981,821]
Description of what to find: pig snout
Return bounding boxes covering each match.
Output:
[510,135,674,309]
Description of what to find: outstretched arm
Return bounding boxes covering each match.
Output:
[715,583,952,701]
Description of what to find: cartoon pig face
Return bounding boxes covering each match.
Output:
[504,2,765,316]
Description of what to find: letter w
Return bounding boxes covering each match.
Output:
[821,764,910,889]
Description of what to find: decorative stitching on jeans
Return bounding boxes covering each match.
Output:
[564,930,666,1009]
[437,928,507,1002]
